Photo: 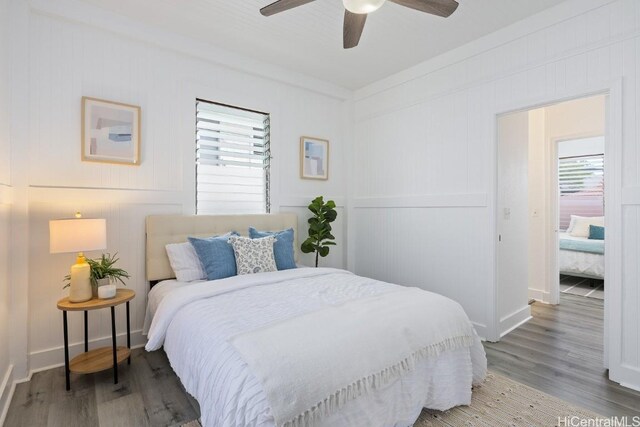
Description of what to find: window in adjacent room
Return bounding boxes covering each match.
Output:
[558,137,604,230]
[196,99,270,214]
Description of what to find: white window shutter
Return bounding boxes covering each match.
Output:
[558,154,604,230]
[196,100,270,215]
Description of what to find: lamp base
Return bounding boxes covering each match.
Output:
[69,255,93,303]
[69,281,92,302]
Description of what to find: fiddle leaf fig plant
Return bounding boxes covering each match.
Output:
[301,196,337,267]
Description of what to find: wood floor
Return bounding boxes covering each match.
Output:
[485,293,640,418]
[4,348,200,427]
[6,293,640,426]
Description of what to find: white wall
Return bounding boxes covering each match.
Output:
[527,95,606,303]
[0,0,13,421]
[558,136,605,158]
[352,0,640,389]
[5,0,352,380]
[496,111,531,337]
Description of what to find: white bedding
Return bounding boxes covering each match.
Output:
[145,268,487,427]
[559,233,604,279]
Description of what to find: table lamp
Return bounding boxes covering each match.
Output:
[50,213,107,302]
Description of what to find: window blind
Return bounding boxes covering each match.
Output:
[196,100,270,215]
[558,154,604,230]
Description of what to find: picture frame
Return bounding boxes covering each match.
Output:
[300,136,329,180]
[81,96,141,165]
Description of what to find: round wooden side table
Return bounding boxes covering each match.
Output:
[57,289,135,390]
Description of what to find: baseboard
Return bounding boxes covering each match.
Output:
[499,305,532,338]
[471,321,488,341]
[614,363,640,393]
[0,364,15,427]
[27,330,147,376]
[528,288,550,303]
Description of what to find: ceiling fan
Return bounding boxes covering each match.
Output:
[260,0,459,49]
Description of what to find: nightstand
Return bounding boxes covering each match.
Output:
[57,289,135,390]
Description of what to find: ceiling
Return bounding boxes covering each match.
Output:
[77,0,565,89]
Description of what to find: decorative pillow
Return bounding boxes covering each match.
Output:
[567,215,603,233]
[165,242,206,282]
[249,227,296,270]
[228,236,277,275]
[188,232,240,280]
[589,225,605,240]
[569,216,604,238]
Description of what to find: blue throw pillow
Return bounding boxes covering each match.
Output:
[188,232,239,280]
[248,227,296,270]
[589,225,605,240]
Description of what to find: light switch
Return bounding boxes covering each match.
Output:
[503,208,511,219]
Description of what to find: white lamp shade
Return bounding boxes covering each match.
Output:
[49,218,107,254]
[343,0,385,14]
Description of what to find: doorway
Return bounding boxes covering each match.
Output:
[495,94,608,357]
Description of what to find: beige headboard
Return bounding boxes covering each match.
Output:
[146,213,299,282]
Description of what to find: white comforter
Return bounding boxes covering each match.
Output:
[559,233,604,279]
[145,268,487,427]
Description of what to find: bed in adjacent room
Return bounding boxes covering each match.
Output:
[143,213,486,427]
[559,215,605,280]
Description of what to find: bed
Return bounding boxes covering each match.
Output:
[559,232,604,280]
[143,213,487,427]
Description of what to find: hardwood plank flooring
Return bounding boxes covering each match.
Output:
[6,293,639,426]
[4,349,200,427]
[484,293,640,418]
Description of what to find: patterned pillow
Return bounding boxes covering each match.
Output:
[228,236,277,275]
[249,227,296,270]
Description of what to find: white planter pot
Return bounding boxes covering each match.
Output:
[98,283,117,299]
[97,278,116,299]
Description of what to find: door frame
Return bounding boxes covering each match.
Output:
[489,79,622,377]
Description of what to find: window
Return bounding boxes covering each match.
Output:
[559,153,604,230]
[196,100,270,215]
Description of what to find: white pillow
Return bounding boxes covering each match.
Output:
[567,215,604,233]
[165,242,206,282]
[569,216,604,238]
[228,236,277,276]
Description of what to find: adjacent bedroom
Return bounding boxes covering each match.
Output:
[558,135,606,300]
[2,1,640,427]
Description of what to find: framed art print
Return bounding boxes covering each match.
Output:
[82,97,141,165]
[300,136,329,180]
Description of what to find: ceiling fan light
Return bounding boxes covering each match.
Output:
[343,0,385,14]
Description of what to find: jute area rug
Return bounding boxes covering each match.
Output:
[182,371,602,427]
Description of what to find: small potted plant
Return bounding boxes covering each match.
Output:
[88,253,129,299]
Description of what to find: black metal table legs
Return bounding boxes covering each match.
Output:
[126,301,131,365]
[62,300,131,390]
[84,310,88,352]
[111,306,118,384]
[63,311,70,391]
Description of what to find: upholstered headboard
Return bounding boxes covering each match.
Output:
[145,213,299,282]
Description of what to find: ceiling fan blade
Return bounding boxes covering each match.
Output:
[344,10,367,49]
[260,0,316,16]
[388,0,458,17]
